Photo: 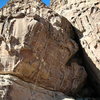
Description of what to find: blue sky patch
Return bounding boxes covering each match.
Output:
[0,0,50,8]
[42,0,50,6]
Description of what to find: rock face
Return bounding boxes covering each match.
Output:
[51,0,100,95]
[0,0,87,99]
[0,75,71,100]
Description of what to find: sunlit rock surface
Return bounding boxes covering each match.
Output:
[0,0,87,99]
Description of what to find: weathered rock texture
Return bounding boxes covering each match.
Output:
[51,0,100,95]
[0,75,73,100]
[0,0,87,99]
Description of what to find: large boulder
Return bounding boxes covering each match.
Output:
[51,0,100,95]
[0,0,87,99]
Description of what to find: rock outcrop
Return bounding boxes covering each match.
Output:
[51,0,100,95]
[0,0,87,99]
[0,75,73,100]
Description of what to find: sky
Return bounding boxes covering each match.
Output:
[42,0,50,6]
[0,0,50,8]
[0,0,9,8]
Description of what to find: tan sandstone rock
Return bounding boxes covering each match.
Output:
[0,75,70,100]
[0,0,87,99]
